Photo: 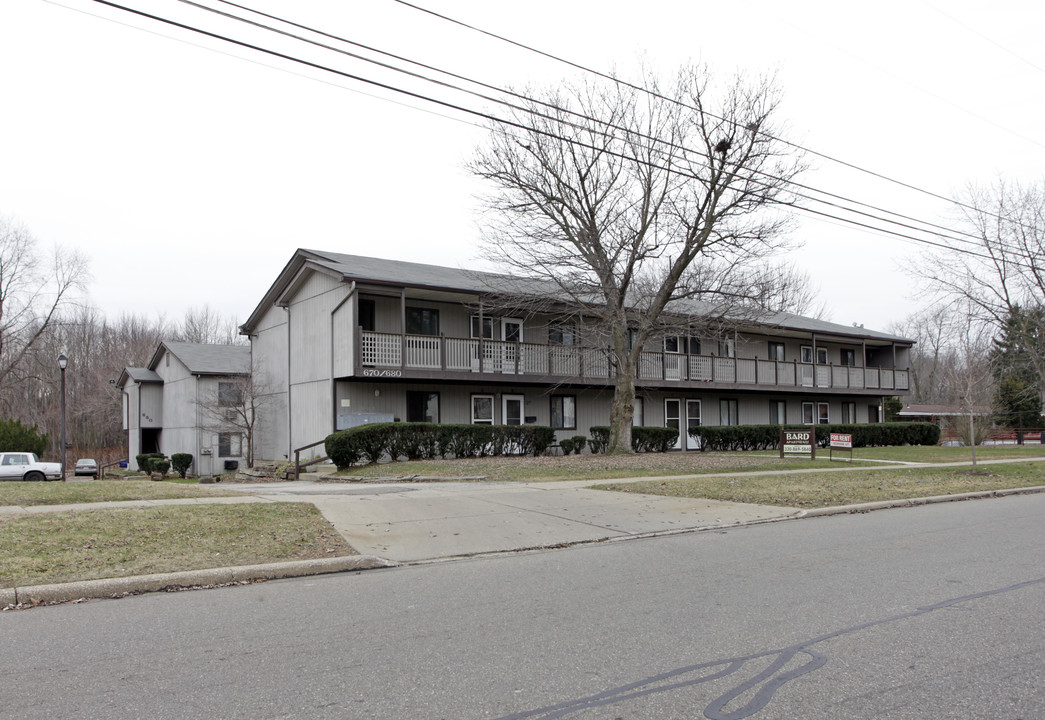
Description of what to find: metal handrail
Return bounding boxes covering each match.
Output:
[293,439,329,480]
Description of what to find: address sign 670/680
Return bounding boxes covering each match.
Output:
[361,369,402,378]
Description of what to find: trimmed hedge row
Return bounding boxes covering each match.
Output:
[588,426,679,453]
[325,422,556,469]
[690,422,941,451]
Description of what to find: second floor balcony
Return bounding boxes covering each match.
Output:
[357,330,910,393]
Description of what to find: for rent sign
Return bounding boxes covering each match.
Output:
[780,429,815,459]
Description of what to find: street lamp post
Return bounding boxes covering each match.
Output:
[58,353,68,481]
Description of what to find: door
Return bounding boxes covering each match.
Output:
[502,318,523,374]
[665,398,682,450]
[502,394,524,426]
[686,399,702,450]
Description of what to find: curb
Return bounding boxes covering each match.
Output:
[796,485,1045,518]
[2,555,396,609]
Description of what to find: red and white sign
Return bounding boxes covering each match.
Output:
[830,433,853,449]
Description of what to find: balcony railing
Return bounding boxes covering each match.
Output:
[358,331,910,391]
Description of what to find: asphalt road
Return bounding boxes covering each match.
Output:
[3,494,1044,719]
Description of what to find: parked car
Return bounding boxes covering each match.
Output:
[0,452,63,481]
[74,458,99,479]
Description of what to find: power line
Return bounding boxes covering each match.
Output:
[392,0,1043,224]
[80,0,1040,271]
[179,0,1016,258]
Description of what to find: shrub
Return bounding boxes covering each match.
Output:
[136,452,165,473]
[149,457,171,476]
[560,438,575,456]
[689,422,941,451]
[570,436,587,454]
[589,426,677,452]
[324,423,555,469]
[0,418,48,456]
[170,453,194,478]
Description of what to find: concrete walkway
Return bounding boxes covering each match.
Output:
[231,480,795,562]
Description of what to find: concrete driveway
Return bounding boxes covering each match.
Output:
[226,480,797,563]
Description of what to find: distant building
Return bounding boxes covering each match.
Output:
[118,342,250,473]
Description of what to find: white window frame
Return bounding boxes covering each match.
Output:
[818,402,830,424]
[802,402,815,425]
[816,347,829,365]
[471,394,495,424]
[801,346,813,364]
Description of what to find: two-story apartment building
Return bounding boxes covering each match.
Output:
[242,249,913,462]
[119,342,252,473]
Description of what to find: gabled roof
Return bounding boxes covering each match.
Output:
[242,249,913,345]
[117,367,163,387]
[149,342,251,376]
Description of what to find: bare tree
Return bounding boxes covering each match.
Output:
[0,215,88,390]
[471,66,804,452]
[179,304,243,345]
[195,360,274,468]
[917,179,1045,399]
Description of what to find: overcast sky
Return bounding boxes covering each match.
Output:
[2,0,1043,334]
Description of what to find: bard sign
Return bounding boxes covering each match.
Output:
[780,429,815,459]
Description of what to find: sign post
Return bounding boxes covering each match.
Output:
[780,428,815,459]
[829,432,853,462]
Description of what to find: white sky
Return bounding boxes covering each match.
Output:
[2,0,1043,333]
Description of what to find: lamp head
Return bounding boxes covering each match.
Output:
[57,353,68,370]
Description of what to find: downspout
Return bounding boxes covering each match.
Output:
[286,306,292,460]
[331,282,356,434]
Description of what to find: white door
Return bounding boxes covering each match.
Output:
[686,399,702,450]
[665,398,682,450]
[502,318,523,374]
[502,394,524,426]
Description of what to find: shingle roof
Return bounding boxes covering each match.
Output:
[122,367,162,384]
[153,342,251,375]
[243,249,913,345]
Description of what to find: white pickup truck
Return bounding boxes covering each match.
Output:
[0,452,64,481]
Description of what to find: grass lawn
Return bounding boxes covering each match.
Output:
[595,461,1045,508]
[0,480,236,507]
[0,503,356,588]
[328,444,1045,482]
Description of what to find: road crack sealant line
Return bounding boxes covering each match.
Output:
[495,575,1045,720]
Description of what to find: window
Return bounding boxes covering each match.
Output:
[841,401,856,423]
[471,395,494,424]
[770,400,786,424]
[868,404,881,423]
[768,342,785,362]
[816,347,829,365]
[818,402,830,424]
[406,307,439,336]
[633,397,644,426]
[801,346,813,364]
[358,299,376,332]
[686,336,702,355]
[718,338,735,358]
[407,391,439,423]
[802,402,815,425]
[841,349,856,367]
[470,316,494,340]
[549,322,576,346]
[664,336,681,353]
[218,433,242,457]
[218,382,242,407]
[720,399,739,426]
[550,395,576,430]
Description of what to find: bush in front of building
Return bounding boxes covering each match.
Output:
[135,452,166,473]
[149,457,171,476]
[170,453,194,478]
[690,422,942,451]
[588,426,679,453]
[325,423,556,469]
